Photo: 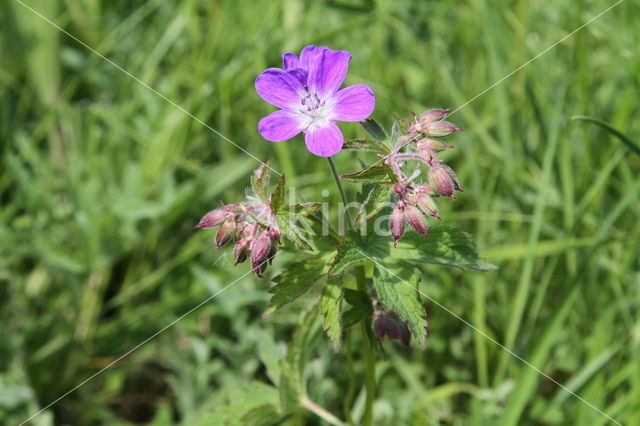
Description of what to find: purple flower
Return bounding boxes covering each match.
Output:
[255,45,376,157]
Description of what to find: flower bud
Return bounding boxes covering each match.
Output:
[215,219,236,248]
[419,108,451,123]
[415,187,440,219]
[424,121,463,137]
[404,205,429,237]
[416,137,453,154]
[428,165,462,199]
[372,314,411,346]
[251,233,273,277]
[233,238,251,265]
[390,203,405,246]
[195,209,231,229]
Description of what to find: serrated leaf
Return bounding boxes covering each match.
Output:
[342,289,373,327]
[275,215,313,251]
[354,184,393,225]
[340,164,395,183]
[360,118,387,141]
[251,159,273,201]
[329,233,373,277]
[344,138,391,154]
[393,228,498,271]
[269,174,286,212]
[373,264,428,348]
[240,404,282,426]
[264,258,330,316]
[320,279,343,352]
[280,202,322,217]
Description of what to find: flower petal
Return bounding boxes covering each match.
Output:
[287,67,309,85]
[255,68,304,109]
[308,49,351,97]
[258,110,304,142]
[330,84,376,122]
[282,52,299,69]
[299,45,328,70]
[304,121,344,157]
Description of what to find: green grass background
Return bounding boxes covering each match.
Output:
[1,0,639,424]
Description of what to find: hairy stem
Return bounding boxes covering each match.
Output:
[343,330,357,426]
[302,397,345,426]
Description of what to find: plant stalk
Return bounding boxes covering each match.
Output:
[326,157,376,425]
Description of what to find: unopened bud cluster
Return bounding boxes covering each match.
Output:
[372,304,411,346]
[195,201,280,277]
[385,109,463,245]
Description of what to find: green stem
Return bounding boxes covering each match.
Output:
[343,330,357,426]
[356,266,376,426]
[327,157,353,228]
[326,158,375,425]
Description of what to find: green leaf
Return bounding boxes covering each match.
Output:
[329,227,496,277]
[329,233,372,278]
[280,202,322,217]
[319,279,343,352]
[340,164,395,183]
[342,289,373,328]
[275,215,313,251]
[360,118,387,141]
[269,174,286,212]
[240,404,282,426]
[251,159,273,201]
[354,184,393,226]
[572,115,640,156]
[343,138,391,154]
[393,228,498,271]
[373,264,428,348]
[264,258,330,316]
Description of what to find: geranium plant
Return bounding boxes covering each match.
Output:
[197,45,495,425]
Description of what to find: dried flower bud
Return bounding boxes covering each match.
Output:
[416,137,453,154]
[428,165,462,199]
[195,209,231,229]
[372,314,411,346]
[215,219,236,248]
[233,238,251,265]
[404,205,429,236]
[424,121,463,137]
[415,190,440,219]
[390,203,405,245]
[251,233,273,276]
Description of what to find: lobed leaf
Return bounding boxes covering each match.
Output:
[328,233,373,277]
[251,159,273,201]
[275,215,313,251]
[342,289,373,327]
[360,118,388,141]
[373,263,428,348]
[343,138,391,154]
[340,164,395,183]
[319,279,343,352]
[280,202,322,217]
[269,174,286,213]
[354,184,393,226]
[264,258,329,316]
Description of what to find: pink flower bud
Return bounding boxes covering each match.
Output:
[419,108,451,123]
[195,209,231,229]
[416,137,453,154]
[390,203,405,246]
[415,191,440,219]
[424,121,463,137]
[233,238,251,265]
[251,233,273,276]
[428,165,462,199]
[404,205,429,236]
[215,219,236,248]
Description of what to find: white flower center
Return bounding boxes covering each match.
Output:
[295,90,334,130]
